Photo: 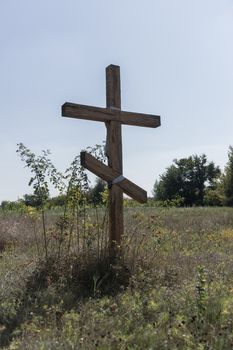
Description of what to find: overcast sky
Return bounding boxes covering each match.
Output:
[1,0,233,201]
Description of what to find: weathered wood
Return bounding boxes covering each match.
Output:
[62,64,161,254]
[106,64,121,108]
[81,151,147,203]
[62,102,160,128]
[105,65,123,249]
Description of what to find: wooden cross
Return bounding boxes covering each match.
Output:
[62,64,161,253]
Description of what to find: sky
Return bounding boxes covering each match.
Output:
[1,0,233,201]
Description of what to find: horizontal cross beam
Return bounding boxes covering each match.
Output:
[80,151,147,203]
[62,102,160,128]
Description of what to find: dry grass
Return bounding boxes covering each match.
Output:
[1,206,233,349]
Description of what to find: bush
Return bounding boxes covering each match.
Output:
[204,188,224,206]
[0,200,26,212]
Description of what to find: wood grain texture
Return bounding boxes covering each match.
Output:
[105,65,124,249]
[62,102,160,128]
[81,152,147,203]
[106,65,121,108]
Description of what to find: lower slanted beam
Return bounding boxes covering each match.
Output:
[80,151,147,204]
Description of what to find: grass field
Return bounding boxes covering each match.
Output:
[1,207,233,349]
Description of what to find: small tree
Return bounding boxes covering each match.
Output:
[153,165,182,201]
[222,146,233,206]
[17,142,107,260]
[23,192,49,208]
[89,178,106,205]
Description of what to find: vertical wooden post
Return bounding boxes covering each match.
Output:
[105,65,124,253]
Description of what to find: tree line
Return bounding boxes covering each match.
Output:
[153,146,233,207]
[1,145,233,210]
[0,178,107,211]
